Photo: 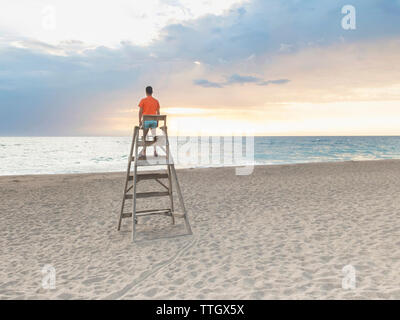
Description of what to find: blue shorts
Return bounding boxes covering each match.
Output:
[143,120,158,129]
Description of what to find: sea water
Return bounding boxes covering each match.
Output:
[1,136,400,176]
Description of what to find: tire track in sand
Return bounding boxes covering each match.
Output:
[102,235,197,299]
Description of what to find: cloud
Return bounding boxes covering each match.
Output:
[1,0,400,135]
[225,74,260,85]
[193,79,223,88]
[0,44,141,135]
[149,0,400,66]
[258,79,290,86]
[193,74,290,88]
[0,0,246,47]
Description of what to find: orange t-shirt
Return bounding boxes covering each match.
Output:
[138,96,160,115]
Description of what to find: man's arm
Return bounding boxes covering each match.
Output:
[139,107,143,127]
[156,102,160,127]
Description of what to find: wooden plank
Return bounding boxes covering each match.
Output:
[136,191,170,198]
[121,209,172,219]
[131,156,170,166]
[126,191,170,199]
[128,173,168,181]
[137,211,171,217]
[137,208,171,214]
[122,211,185,219]
[142,115,166,121]
[118,126,138,231]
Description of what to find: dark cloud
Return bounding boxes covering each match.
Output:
[193,74,290,88]
[150,0,400,65]
[193,79,223,88]
[226,74,260,85]
[0,45,141,135]
[258,79,290,86]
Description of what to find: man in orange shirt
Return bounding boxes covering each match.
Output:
[138,86,160,159]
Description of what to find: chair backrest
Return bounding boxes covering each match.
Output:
[143,114,166,121]
[143,115,167,128]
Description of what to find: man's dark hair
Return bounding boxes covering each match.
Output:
[146,86,153,95]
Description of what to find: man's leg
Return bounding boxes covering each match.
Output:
[139,128,149,158]
[151,127,158,156]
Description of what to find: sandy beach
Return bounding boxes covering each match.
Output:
[1,160,400,299]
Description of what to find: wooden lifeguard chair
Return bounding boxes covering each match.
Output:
[117,115,192,241]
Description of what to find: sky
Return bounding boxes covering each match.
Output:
[1,0,400,136]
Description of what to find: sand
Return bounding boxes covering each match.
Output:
[1,160,400,299]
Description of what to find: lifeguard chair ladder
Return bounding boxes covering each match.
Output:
[117,115,192,241]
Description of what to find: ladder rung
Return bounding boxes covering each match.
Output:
[137,208,171,214]
[137,209,171,217]
[131,156,171,166]
[121,211,186,220]
[125,191,170,199]
[121,209,172,219]
[128,173,168,181]
[136,191,170,198]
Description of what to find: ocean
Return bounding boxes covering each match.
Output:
[1,136,400,176]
